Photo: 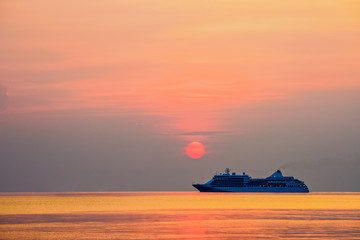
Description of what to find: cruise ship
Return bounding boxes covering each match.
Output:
[192,168,309,192]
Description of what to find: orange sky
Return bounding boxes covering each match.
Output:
[0,0,360,191]
[0,0,360,143]
[1,1,359,152]
[2,1,359,119]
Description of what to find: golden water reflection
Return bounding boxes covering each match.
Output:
[1,192,360,239]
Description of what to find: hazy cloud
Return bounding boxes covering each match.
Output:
[178,131,230,136]
[279,157,360,172]
[0,84,7,111]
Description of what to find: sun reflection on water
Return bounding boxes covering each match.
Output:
[1,192,359,239]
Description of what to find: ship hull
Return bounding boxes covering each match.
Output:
[192,184,309,193]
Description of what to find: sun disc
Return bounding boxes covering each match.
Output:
[186,142,205,159]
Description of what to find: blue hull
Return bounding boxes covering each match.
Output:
[193,184,309,193]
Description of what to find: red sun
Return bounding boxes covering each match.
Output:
[186,142,205,159]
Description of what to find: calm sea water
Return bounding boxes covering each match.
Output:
[0,192,359,239]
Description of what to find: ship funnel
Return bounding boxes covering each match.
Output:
[269,170,283,178]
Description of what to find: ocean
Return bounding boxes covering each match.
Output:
[1,192,359,239]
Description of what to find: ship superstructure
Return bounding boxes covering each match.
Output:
[192,168,309,192]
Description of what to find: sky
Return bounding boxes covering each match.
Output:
[0,0,360,191]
